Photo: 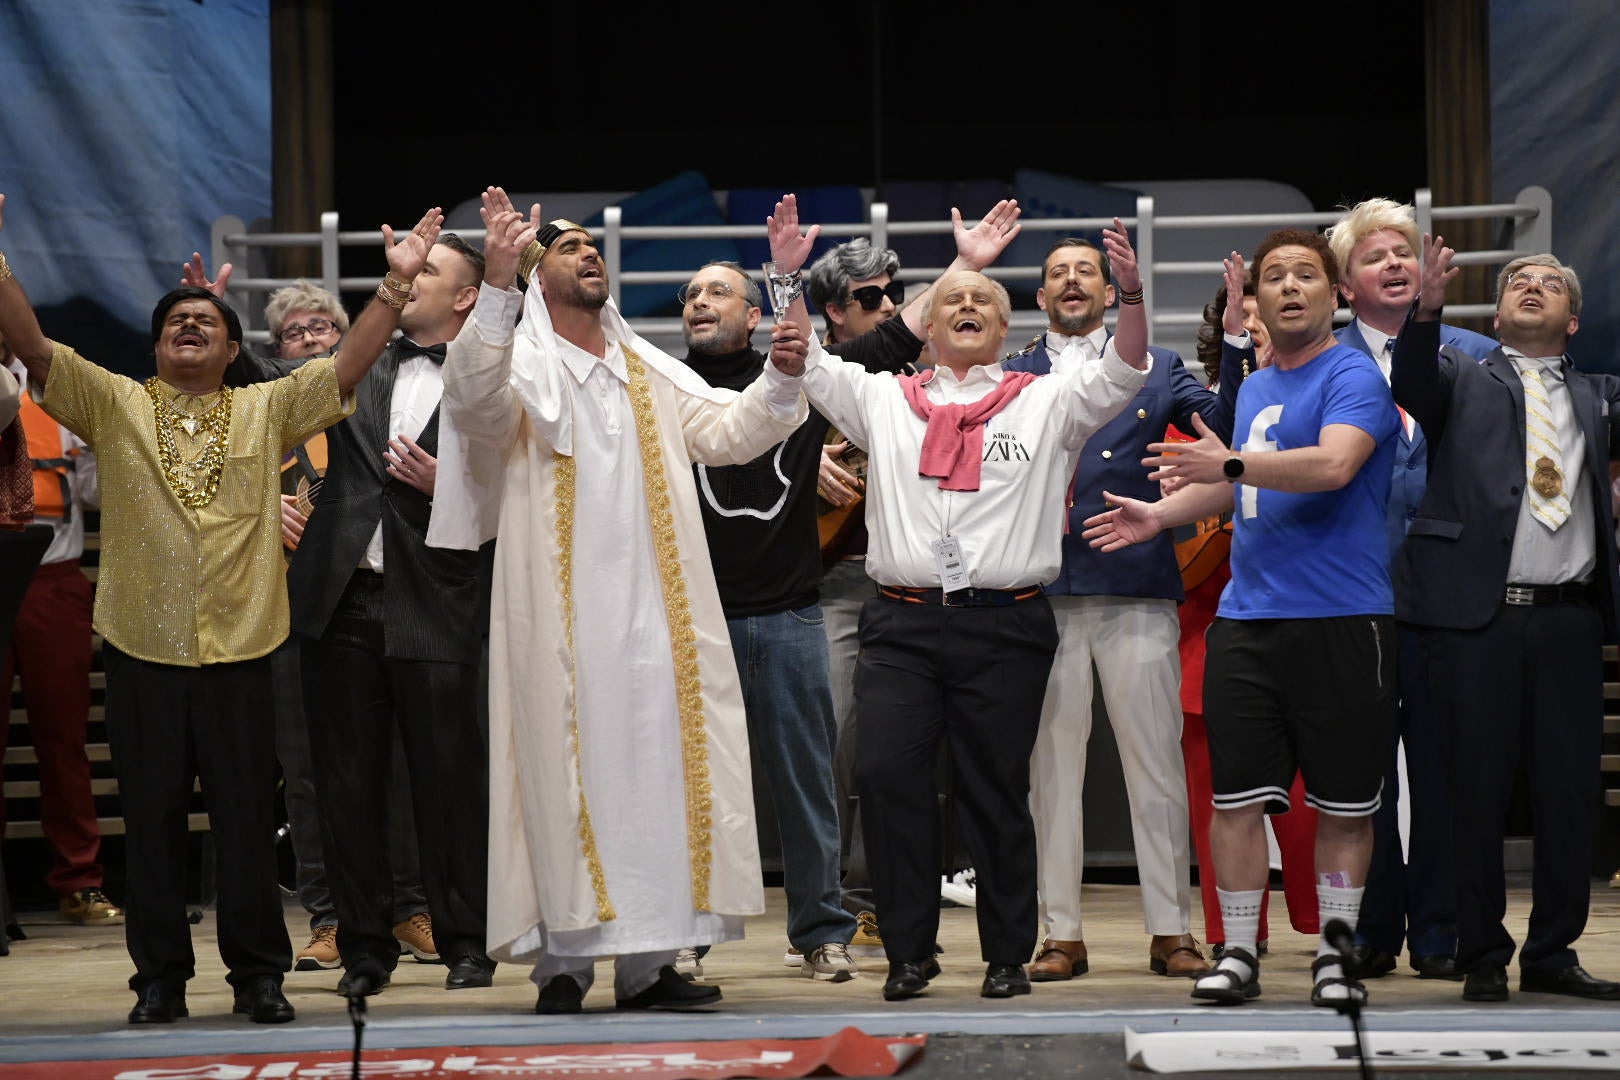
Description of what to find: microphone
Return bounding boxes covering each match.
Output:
[344,957,388,1003]
[1322,919,1358,967]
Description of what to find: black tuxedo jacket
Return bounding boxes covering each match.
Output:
[233,343,493,664]
[1390,316,1620,640]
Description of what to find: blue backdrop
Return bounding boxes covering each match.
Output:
[0,0,270,373]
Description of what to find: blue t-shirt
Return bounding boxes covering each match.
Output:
[1219,344,1398,620]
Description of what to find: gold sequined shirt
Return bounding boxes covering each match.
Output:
[40,343,354,666]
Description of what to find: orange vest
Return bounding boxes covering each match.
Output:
[18,393,74,521]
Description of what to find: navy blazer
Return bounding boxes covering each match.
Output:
[1390,317,1620,640]
[1337,320,1497,562]
[1002,336,1241,600]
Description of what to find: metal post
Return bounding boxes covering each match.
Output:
[870,201,888,254]
[320,211,340,298]
[1135,195,1155,341]
[604,205,622,309]
[1515,185,1554,254]
[1415,188,1433,246]
[211,215,247,328]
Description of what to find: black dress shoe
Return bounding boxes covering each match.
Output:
[882,958,941,1001]
[232,977,295,1023]
[1410,954,1461,980]
[1520,963,1620,1000]
[1462,963,1509,1002]
[445,955,496,990]
[128,984,188,1024]
[616,965,722,1009]
[535,975,585,1014]
[336,967,391,995]
[981,963,1031,999]
[1349,944,1397,979]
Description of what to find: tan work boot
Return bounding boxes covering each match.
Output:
[393,911,439,962]
[60,888,125,925]
[295,924,340,970]
[1029,938,1087,981]
[1150,933,1211,978]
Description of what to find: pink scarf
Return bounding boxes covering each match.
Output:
[897,368,1038,491]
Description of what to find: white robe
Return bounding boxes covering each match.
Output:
[429,284,805,963]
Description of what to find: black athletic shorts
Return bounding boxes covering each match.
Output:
[1203,614,1395,817]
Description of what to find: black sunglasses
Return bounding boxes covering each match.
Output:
[846,281,905,311]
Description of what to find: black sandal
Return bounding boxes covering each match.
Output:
[1191,946,1261,1005]
[1310,952,1368,1008]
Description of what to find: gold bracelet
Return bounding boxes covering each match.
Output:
[0,251,12,285]
[375,282,408,310]
[382,271,414,294]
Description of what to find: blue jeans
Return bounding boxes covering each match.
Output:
[728,606,856,952]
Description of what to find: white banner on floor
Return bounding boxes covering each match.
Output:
[1124,1029,1620,1072]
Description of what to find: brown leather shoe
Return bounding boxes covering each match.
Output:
[1150,933,1210,978]
[1029,938,1087,981]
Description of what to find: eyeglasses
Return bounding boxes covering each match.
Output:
[1506,271,1567,294]
[678,281,746,306]
[276,317,339,344]
[846,281,905,311]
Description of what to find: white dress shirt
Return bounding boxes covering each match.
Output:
[799,338,1148,590]
[361,349,445,572]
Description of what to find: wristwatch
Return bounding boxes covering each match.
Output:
[1223,455,1245,481]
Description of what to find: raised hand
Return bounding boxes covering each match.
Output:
[1101,217,1142,295]
[766,194,822,275]
[1221,252,1246,336]
[1417,232,1458,319]
[181,252,233,298]
[767,314,809,377]
[1081,491,1162,552]
[479,186,542,290]
[381,206,444,282]
[1142,412,1229,485]
[953,199,1022,271]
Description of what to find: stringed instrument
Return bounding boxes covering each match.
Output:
[817,436,866,563]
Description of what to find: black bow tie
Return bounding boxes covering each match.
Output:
[398,339,447,364]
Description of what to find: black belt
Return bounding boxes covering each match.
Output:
[878,585,1043,608]
[1504,582,1590,607]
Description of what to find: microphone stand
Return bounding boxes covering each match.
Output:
[347,989,367,1080]
[1329,992,1373,1080]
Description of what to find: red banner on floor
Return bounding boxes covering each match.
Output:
[0,1026,926,1080]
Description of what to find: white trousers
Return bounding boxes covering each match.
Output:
[1029,594,1192,939]
[529,949,676,997]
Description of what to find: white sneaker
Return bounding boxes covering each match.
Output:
[941,868,977,907]
[783,945,802,967]
[800,942,858,983]
[675,946,704,981]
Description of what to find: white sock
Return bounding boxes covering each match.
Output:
[1314,878,1366,1001]
[1197,887,1264,987]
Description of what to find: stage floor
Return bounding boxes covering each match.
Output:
[3,882,1619,1076]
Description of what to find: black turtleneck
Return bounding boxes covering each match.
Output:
[681,318,925,617]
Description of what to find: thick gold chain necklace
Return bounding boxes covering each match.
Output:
[144,379,232,508]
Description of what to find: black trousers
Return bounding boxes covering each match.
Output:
[101,644,292,993]
[301,571,490,972]
[1421,596,1605,973]
[854,594,1056,966]
[1359,625,1456,957]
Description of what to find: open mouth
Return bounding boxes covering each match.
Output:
[173,329,206,348]
[1520,296,1544,310]
[688,313,717,330]
[1278,301,1306,317]
[1062,289,1087,304]
[952,317,983,333]
[580,263,603,280]
[1380,276,1409,293]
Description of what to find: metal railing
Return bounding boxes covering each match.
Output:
[211,186,1553,350]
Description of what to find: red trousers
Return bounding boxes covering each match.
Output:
[2,559,103,897]
[1178,560,1317,943]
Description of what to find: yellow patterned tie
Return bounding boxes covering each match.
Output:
[1519,366,1571,531]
